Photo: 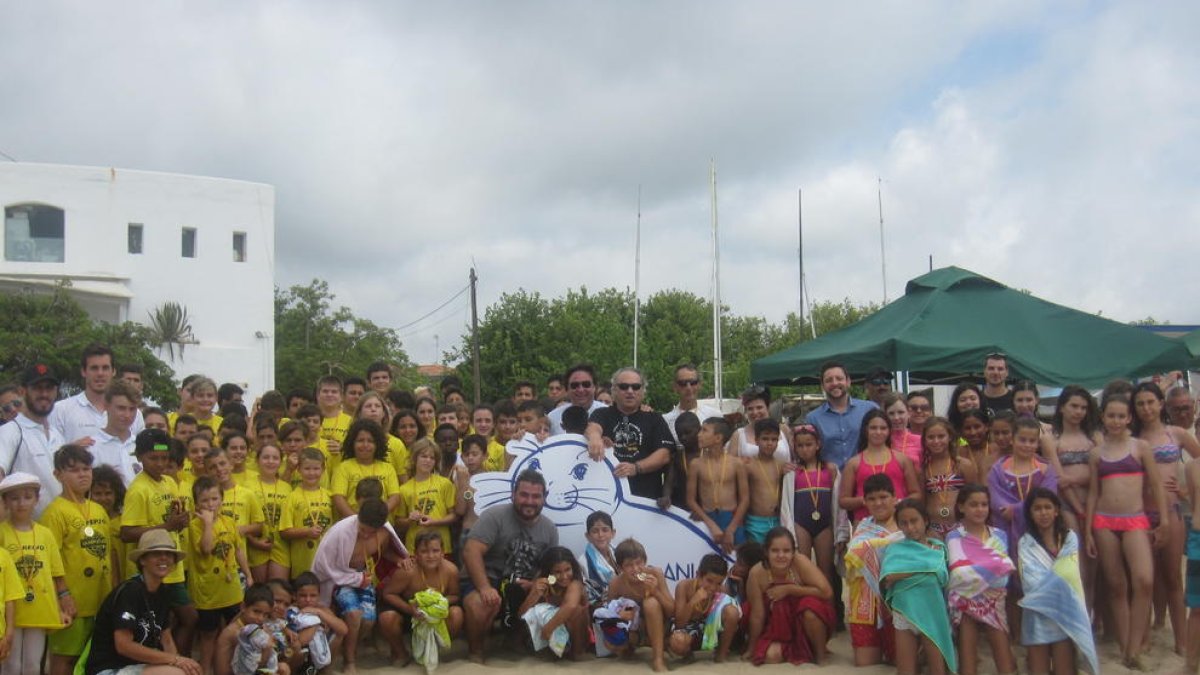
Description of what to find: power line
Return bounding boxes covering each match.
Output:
[393,284,469,332]
[0,148,17,162]
[397,299,469,338]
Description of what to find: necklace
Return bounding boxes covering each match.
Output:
[71,494,96,537]
[707,452,729,509]
[12,526,37,602]
[304,488,327,549]
[929,458,954,518]
[864,448,889,475]
[362,533,380,586]
[214,515,236,582]
[257,478,280,534]
[800,463,822,521]
[754,459,778,498]
[1012,457,1036,503]
[417,565,445,593]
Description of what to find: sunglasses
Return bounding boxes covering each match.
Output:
[616,382,643,391]
[0,400,22,414]
[568,381,593,390]
[907,404,931,412]
[675,379,699,387]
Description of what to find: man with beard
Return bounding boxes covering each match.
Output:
[460,469,558,663]
[586,367,676,501]
[548,363,607,435]
[0,362,67,515]
[804,361,879,469]
[980,352,1014,416]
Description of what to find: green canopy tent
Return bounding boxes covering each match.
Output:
[751,266,1192,388]
[1180,327,1200,368]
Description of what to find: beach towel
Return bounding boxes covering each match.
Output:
[524,602,570,656]
[233,623,278,675]
[749,583,834,665]
[945,524,1013,632]
[1018,531,1098,674]
[579,542,616,606]
[310,514,408,606]
[412,588,451,673]
[880,538,957,674]
[593,597,640,657]
[700,591,739,651]
[844,517,902,627]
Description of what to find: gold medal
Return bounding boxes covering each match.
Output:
[462,490,473,501]
[83,526,95,537]
[546,574,557,586]
[939,507,951,518]
[83,567,94,577]
[811,511,821,521]
[24,592,33,602]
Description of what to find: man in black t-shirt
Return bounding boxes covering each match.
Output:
[586,367,676,500]
[981,352,1015,416]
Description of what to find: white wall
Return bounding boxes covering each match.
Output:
[0,162,276,397]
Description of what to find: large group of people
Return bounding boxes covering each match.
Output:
[0,344,1197,675]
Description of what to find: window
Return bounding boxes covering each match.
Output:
[232,232,246,262]
[128,223,143,254]
[5,204,65,262]
[181,227,196,258]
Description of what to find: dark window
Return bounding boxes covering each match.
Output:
[181,227,196,258]
[5,204,65,262]
[128,223,144,254]
[232,232,246,262]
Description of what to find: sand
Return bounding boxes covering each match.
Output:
[341,621,1187,675]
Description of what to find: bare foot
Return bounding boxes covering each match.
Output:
[652,656,668,672]
[343,664,359,675]
[1124,655,1146,671]
[468,651,485,664]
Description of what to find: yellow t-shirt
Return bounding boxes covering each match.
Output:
[321,412,354,474]
[39,497,112,617]
[387,435,410,481]
[286,487,333,575]
[123,473,186,584]
[247,478,292,568]
[396,475,456,553]
[168,411,223,435]
[0,522,66,629]
[110,514,137,580]
[485,438,507,473]
[0,548,24,639]
[331,460,401,513]
[187,514,246,610]
[221,484,266,531]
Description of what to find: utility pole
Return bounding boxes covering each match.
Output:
[470,266,481,405]
[797,188,804,332]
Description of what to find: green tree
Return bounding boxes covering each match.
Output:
[274,280,416,395]
[0,285,177,406]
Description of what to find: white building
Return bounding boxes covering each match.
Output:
[0,162,276,397]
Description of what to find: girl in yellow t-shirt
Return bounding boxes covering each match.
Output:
[249,444,293,582]
[353,391,411,484]
[204,448,267,571]
[331,419,401,519]
[0,547,24,663]
[188,476,251,675]
[224,432,257,488]
[278,421,324,489]
[281,449,333,577]
[88,466,131,580]
[0,474,70,675]
[396,442,458,554]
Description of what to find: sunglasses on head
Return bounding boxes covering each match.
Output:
[616,382,643,391]
[675,378,699,387]
[568,381,593,390]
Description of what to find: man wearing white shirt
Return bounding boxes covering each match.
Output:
[0,362,66,515]
[90,380,142,484]
[50,343,144,444]
[661,364,724,443]
[547,364,607,435]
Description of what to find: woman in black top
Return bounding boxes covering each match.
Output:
[86,530,201,675]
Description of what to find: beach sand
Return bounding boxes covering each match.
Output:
[342,619,1186,675]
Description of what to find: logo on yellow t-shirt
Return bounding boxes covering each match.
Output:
[14,553,42,580]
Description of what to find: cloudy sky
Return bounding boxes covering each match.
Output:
[2,2,1197,364]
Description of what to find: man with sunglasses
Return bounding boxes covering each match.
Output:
[0,385,22,425]
[981,352,1014,416]
[1165,385,1198,437]
[547,363,607,435]
[585,367,676,501]
[662,364,723,444]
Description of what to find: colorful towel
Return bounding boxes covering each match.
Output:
[593,597,641,657]
[412,588,451,673]
[523,602,570,657]
[700,591,739,651]
[945,524,1013,632]
[1017,531,1098,674]
[844,517,902,626]
[880,538,957,674]
[580,542,616,606]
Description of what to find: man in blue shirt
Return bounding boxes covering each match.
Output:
[804,361,879,469]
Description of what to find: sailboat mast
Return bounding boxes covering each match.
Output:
[711,160,723,403]
[878,176,888,304]
[633,185,642,368]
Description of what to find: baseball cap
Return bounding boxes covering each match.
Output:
[20,362,59,388]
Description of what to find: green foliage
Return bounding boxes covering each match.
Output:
[450,287,879,409]
[274,280,416,395]
[146,301,195,360]
[0,286,178,407]
[1129,316,1167,326]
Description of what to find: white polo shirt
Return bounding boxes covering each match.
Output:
[91,429,140,486]
[0,413,66,516]
[662,402,725,443]
[49,391,144,443]
[548,400,607,435]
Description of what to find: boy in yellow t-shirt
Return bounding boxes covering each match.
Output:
[120,428,197,657]
[281,448,333,576]
[41,445,117,675]
[0,547,24,663]
[332,419,402,520]
[0,472,71,674]
[188,476,252,675]
[396,442,457,553]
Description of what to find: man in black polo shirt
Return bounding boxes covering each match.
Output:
[585,367,675,501]
[981,352,1014,416]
